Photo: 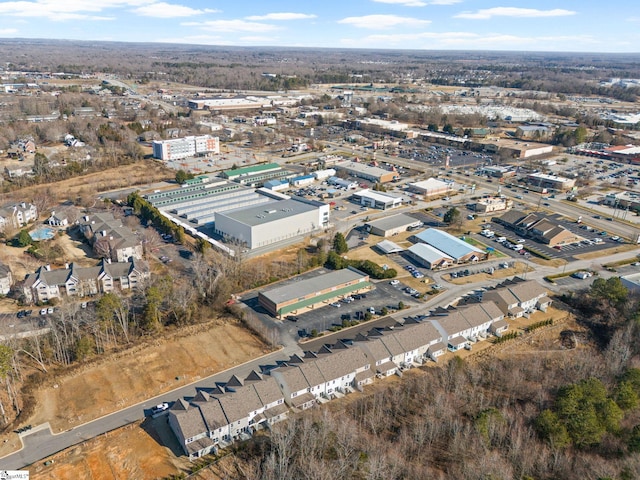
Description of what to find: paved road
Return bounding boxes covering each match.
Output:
[0,344,301,470]
[1,243,631,469]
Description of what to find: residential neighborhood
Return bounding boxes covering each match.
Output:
[0,31,640,480]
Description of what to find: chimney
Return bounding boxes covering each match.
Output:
[102,230,107,237]
[64,263,69,269]
[45,264,51,271]
[84,215,89,222]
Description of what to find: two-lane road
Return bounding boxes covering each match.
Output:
[0,344,301,470]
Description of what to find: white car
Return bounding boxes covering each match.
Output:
[389,280,400,285]
[611,236,620,241]
[152,403,169,414]
[40,308,47,316]
[330,302,341,308]
[47,307,54,314]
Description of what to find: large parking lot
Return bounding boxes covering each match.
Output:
[480,213,622,261]
[241,272,424,340]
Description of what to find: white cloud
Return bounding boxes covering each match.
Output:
[455,7,576,20]
[0,0,153,20]
[245,13,316,21]
[338,14,430,29]
[0,28,19,35]
[133,3,218,18]
[182,19,279,33]
[371,0,428,7]
[429,0,462,4]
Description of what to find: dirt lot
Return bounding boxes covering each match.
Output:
[0,319,269,458]
[0,160,173,205]
[31,422,183,480]
[24,307,575,480]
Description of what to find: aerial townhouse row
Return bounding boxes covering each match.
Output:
[169,278,550,459]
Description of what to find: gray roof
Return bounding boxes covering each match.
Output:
[408,243,453,264]
[250,376,283,406]
[192,396,229,432]
[366,213,420,232]
[314,347,369,381]
[217,387,263,423]
[260,267,368,306]
[217,197,323,227]
[393,321,442,351]
[505,280,547,303]
[376,240,404,254]
[355,336,394,363]
[276,366,310,392]
[169,403,208,442]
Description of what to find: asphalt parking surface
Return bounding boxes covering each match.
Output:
[480,216,619,261]
[241,275,422,342]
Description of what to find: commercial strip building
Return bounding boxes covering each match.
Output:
[472,196,513,214]
[188,96,268,111]
[350,117,417,139]
[152,135,220,161]
[170,278,553,458]
[526,172,576,191]
[495,210,582,247]
[414,228,488,264]
[365,213,422,237]
[334,161,399,184]
[479,165,516,178]
[258,267,370,317]
[407,178,454,198]
[351,189,404,210]
[214,197,330,250]
[602,190,640,210]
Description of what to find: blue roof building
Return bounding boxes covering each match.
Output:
[414,228,485,262]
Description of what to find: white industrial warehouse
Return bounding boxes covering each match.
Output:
[214,198,330,249]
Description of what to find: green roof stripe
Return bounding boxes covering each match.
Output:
[224,163,280,177]
[278,281,372,316]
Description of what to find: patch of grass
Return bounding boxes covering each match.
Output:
[603,257,639,269]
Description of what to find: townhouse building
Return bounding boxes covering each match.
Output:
[483,277,551,317]
[0,202,38,231]
[22,258,149,304]
[168,280,548,459]
[78,213,143,262]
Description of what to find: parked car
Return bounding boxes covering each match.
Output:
[389,279,400,285]
[330,302,341,308]
[47,307,54,314]
[151,403,169,415]
[40,308,47,315]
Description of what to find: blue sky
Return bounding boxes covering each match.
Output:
[0,0,637,53]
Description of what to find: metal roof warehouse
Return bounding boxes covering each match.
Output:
[258,267,371,317]
[414,228,486,263]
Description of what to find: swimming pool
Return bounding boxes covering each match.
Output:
[29,226,56,241]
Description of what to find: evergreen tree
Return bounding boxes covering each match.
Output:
[333,232,348,254]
